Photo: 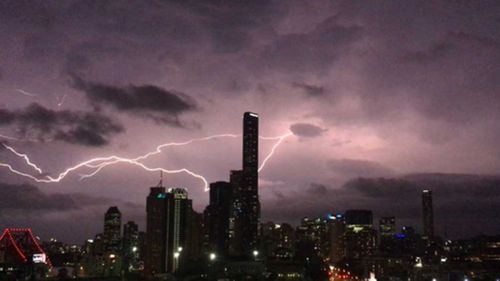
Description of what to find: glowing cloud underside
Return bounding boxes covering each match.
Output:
[0,132,292,191]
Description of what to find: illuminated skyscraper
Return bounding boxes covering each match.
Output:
[230,112,260,257]
[103,206,121,253]
[344,210,376,260]
[165,188,191,273]
[328,214,346,263]
[144,186,192,276]
[422,189,434,240]
[243,112,259,174]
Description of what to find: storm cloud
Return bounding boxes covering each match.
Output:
[0,182,110,211]
[290,123,327,138]
[0,103,123,146]
[327,158,394,178]
[0,1,500,243]
[72,76,198,127]
[292,82,326,97]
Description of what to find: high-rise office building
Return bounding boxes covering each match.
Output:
[229,170,243,255]
[422,189,434,240]
[328,214,346,263]
[145,186,166,277]
[261,222,296,260]
[379,217,396,236]
[344,210,376,260]
[103,206,121,253]
[122,221,139,272]
[345,210,373,226]
[296,217,329,258]
[144,186,193,276]
[235,112,260,256]
[165,188,191,273]
[378,216,396,254]
[205,181,233,256]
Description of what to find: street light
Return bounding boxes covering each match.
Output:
[252,250,259,259]
[209,253,216,261]
[174,252,180,259]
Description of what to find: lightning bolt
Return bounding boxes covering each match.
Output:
[258,132,293,172]
[15,89,38,97]
[0,134,19,141]
[0,133,293,191]
[2,143,43,174]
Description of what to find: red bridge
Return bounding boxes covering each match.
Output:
[0,228,52,268]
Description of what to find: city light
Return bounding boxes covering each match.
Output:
[415,257,423,268]
[209,253,216,261]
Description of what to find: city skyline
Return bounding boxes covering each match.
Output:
[1,1,500,244]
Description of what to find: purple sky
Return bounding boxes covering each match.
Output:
[1,1,500,244]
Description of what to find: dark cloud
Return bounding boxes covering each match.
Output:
[72,76,198,127]
[0,182,110,211]
[327,158,394,178]
[292,82,325,97]
[0,181,144,243]
[290,123,327,138]
[0,103,123,146]
[343,177,417,198]
[263,173,500,238]
[1,0,500,242]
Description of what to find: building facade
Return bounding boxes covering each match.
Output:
[228,112,261,258]
[103,207,122,253]
[144,186,193,276]
[422,189,434,240]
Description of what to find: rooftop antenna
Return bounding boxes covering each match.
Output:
[157,171,163,187]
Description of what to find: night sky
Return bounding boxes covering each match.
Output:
[1,1,500,244]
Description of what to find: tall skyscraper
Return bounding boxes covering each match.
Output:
[243,112,259,174]
[165,188,191,273]
[241,112,260,254]
[422,189,434,240]
[144,186,193,277]
[103,206,121,253]
[228,112,260,257]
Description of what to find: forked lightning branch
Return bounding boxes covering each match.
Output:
[0,128,292,191]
